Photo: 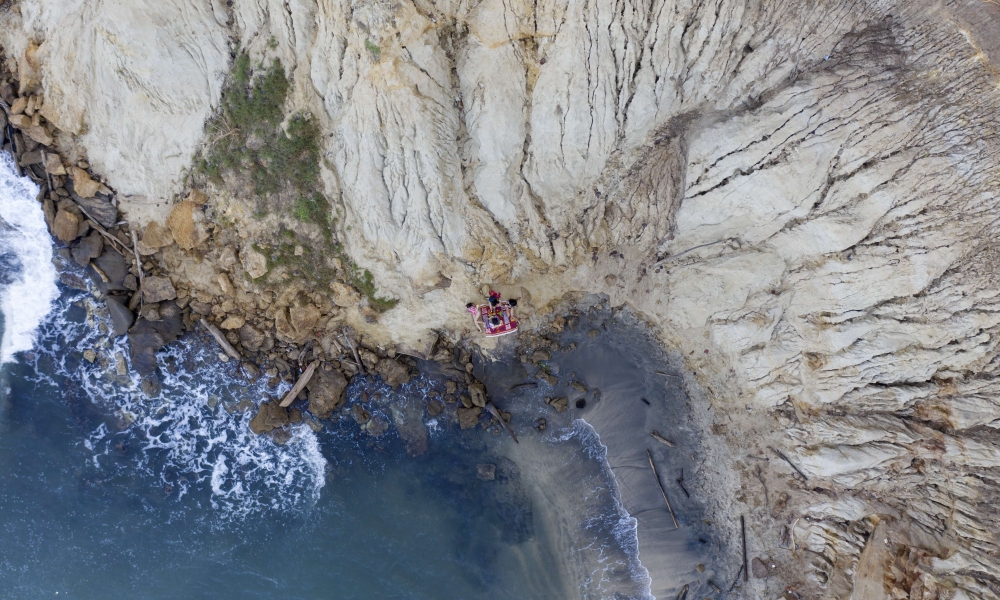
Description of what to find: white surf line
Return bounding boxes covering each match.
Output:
[0,150,58,365]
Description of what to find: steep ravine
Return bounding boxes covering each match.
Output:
[4,0,1000,597]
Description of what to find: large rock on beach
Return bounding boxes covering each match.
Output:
[136,221,173,255]
[306,367,349,419]
[467,382,487,408]
[127,301,184,395]
[71,231,103,266]
[52,208,80,242]
[238,324,265,352]
[249,400,302,435]
[69,166,100,198]
[142,276,176,303]
[457,406,482,430]
[240,245,268,279]
[105,296,134,336]
[92,249,128,291]
[166,193,209,250]
[375,358,410,388]
[71,193,117,229]
[274,304,320,343]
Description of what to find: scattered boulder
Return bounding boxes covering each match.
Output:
[546,397,569,412]
[351,403,371,425]
[219,315,245,330]
[69,166,100,198]
[249,400,302,435]
[240,245,268,279]
[588,329,600,338]
[330,281,361,307]
[427,399,444,416]
[534,418,547,432]
[167,193,209,250]
[18,150,43,167]
[571,381,588,393]
[71,231,103,266]
[289,304,320,336]
[457,406,482,429]
[468,382,487,408]
[23,124,53,146]
[136,221,174,255]
[93,249,128,291]
[539,372,558,386]
[375,358,410,388]
[83,349,96,363]
[71,193,117,229]
[43,153,66,175]
[274,304,321,343]
[477,464,496,481]
[127,301,184,395]
[752,557,771,579]
[142,276,176,303]
[306,367,349,419]
[366,415,389,437]
[105,296,135,336]
[52,208,80,242]
[238,324,266,352]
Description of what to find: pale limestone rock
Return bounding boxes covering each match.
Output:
[43,152,66,175]
[167,198,209,250]
[141,276,176,303]
[329,282,360,308]
[219,315,245,330]
[9,0,1000,596]
[137,221,174,256]
[240,245,268,279]
[69,167,100,198]
[52,209,80,242]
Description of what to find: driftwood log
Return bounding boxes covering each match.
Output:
[279,360,318,407]
[646,449,679,529]
[485,402,518,444]
[199,319,241,362]
[650,430,675,447]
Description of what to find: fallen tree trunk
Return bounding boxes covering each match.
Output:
[485,402,518,444]
[199,319,241,362]
[280,360,318,407]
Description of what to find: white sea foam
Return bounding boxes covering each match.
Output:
[560,419,654,600]
[24,290,327,521]
[0,152,58,365]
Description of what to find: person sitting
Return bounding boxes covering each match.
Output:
[489,316,502,333]
[507,298,518,320]
[467,302,484,332]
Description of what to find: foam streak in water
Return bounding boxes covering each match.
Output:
[0,152,58,365]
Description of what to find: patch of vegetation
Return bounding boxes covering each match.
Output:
[341,254,398,312]
[196,54,320,198]
[197,52,398,312]
[365,39,382,61]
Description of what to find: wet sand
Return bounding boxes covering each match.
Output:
[475,295,732,598]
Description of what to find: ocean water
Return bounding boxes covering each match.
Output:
[0,155,657,599]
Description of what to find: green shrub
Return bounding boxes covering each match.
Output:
[197,55,319,198]
[198,52,396,311]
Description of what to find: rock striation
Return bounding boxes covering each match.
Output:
[5,0,1000,597]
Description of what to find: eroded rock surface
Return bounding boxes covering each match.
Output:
[6,0,1000,596]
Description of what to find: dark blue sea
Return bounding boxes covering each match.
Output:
[0,152,655,599]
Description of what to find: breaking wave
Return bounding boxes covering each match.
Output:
[559,419,654,600]
[0,151,59,365]
[24,286,327,521]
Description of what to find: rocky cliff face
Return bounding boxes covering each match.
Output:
[4,0,1000,597]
